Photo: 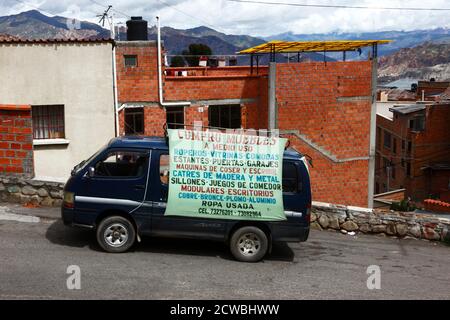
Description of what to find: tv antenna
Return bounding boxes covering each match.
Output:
[97,5,116,40]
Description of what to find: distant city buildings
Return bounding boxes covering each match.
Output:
[376,79,450,207]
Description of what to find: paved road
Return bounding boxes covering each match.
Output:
[0,209,449,299]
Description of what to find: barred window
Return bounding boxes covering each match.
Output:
[166,107,185,129]
[32,105,65,139]
[383,131,391,149]
[209,105,241,129]
[125,108,144,135]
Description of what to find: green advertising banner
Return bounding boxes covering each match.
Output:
[165,129,287,221]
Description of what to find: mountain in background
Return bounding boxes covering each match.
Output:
[144,25,328,63]
[0,10,109,39]
[0,10,264,55]
[147,25,264,55]
[378,42,450,83]
[1,9,449,78]
[0,10,329,63]
[267,29,450,57]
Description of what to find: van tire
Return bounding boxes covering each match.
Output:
[96,216,136,253]
[230,226,268,262]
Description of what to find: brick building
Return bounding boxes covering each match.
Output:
[416,80,450,101]
[375,102,450,203]
[116,38,388,207]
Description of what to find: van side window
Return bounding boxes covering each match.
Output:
[282,161,299,193]
[94,151,147,177]
[160,154,170,184]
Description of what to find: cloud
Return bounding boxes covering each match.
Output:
[2,0,449,36]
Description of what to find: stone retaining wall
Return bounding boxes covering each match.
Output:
[311,201,450,242]
[0,176,64,207]
[0,176,449,243]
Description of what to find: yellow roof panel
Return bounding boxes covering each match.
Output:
[239,40,392,54]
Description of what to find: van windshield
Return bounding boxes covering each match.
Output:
[71,144,108,175]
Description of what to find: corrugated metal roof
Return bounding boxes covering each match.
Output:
[239,39,392,54]
[389,104,426,115]
[0,37,113,44]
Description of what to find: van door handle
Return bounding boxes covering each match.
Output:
[134,185,145,190]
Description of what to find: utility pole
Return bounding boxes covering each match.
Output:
[97,5,120,136]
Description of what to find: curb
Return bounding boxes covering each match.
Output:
[0,203,60,221]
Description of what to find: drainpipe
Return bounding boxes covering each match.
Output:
[367,44,378,208]
[156,16,190,108]
[111,14,120,137]
[113,44,120,136]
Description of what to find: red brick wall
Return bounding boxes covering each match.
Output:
[185,105,206,128]
[375,114,411,194]
[0,105,33,177]
[166,66,268,77]
[411,104,450,201]
[116,43,159,103]
[119,105,166,136]
[376,103,450,202]
[143,106,166,136]
[276,61,373,207]
[116,42,376,206]
[116,43,268,133]
[290,135,370,206]
[164,76,263,102]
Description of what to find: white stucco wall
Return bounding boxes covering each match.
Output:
[0,41,115,181]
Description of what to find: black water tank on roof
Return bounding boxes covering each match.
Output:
[126,17,148,41]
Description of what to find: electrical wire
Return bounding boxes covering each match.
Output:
[88,0,130,18]
[226,0,450,11]
[12,0,57,17]
[155,0,228,34]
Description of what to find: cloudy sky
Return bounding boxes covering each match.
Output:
[3,0,450,36]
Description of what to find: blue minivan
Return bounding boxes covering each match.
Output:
[62,136,311,262]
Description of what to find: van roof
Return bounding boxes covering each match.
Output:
[109,136,304,160]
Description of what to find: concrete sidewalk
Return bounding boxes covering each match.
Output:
[0,203,60,220]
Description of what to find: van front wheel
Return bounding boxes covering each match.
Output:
[230,226,268,262]
[96,216,136,253]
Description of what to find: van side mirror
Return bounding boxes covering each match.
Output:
[304,154,313,168]
[87,166,95,178]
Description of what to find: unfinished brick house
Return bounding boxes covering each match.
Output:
[375,102,450,203]
[116,24,389,207]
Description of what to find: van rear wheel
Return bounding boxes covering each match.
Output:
[230,226,268,262]
[96,216,136,253]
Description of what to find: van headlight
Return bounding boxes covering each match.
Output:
[63,191,75,208]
